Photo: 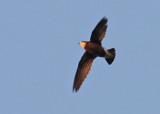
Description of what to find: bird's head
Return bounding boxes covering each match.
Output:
[79,41,87,49]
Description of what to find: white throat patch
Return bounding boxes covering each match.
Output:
[79,42,87,49]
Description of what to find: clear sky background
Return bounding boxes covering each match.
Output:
[0,0,160,114]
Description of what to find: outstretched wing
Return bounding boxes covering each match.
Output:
[73,52,96,92]
[90,18,108,45]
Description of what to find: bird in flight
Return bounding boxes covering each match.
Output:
[73,17,116,92]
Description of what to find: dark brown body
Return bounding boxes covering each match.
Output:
[84,42,106,57]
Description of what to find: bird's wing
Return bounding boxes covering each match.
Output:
[90,18,108,45]
[73,51,96,92]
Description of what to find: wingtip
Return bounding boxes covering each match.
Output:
[102,17,108,22]
[72,87,78,92]
[72,87,75,92]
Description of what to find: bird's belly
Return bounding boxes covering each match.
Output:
[85,45,105,57]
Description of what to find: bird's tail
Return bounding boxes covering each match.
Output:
[105,48,116,65]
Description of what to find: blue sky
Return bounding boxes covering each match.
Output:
[0,0,160,114]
